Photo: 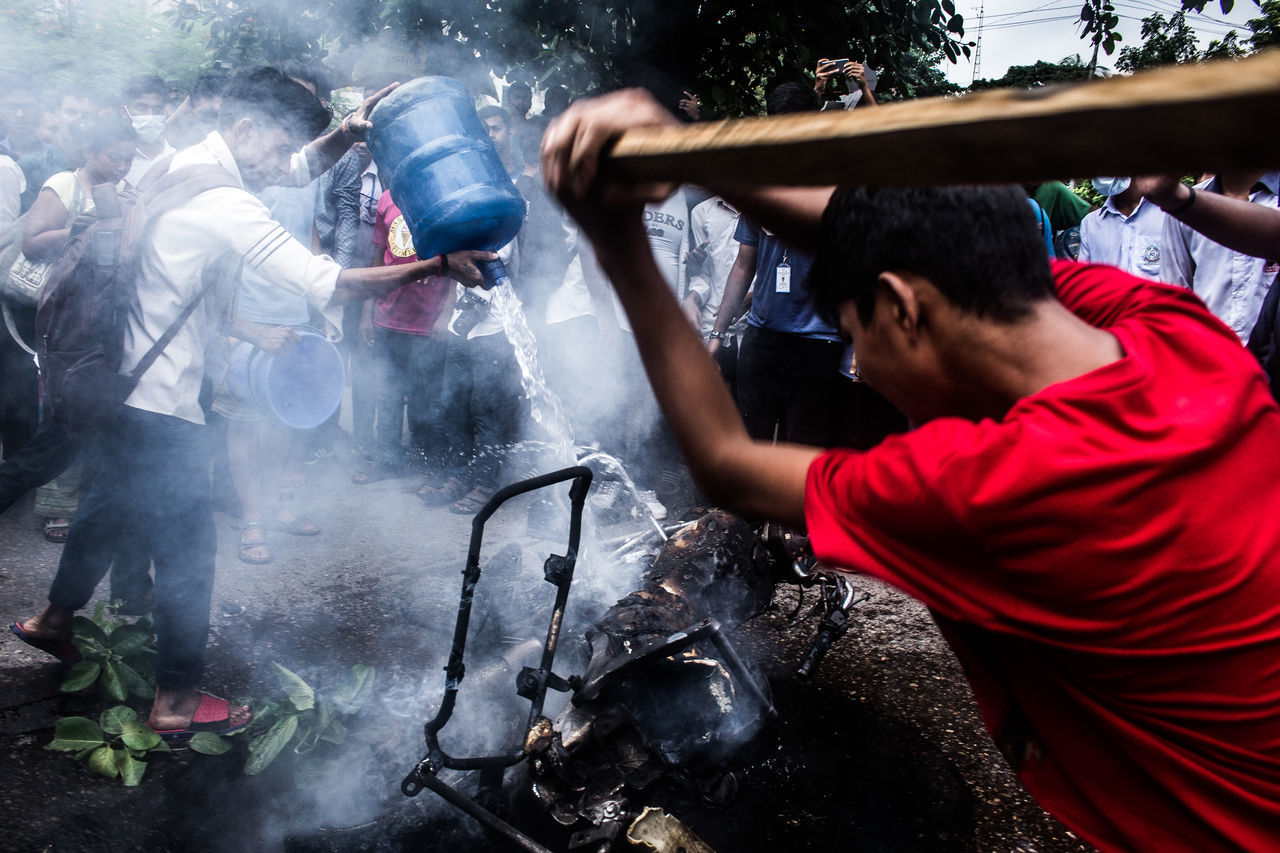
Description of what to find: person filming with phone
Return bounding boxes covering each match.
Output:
[813,57,877,109]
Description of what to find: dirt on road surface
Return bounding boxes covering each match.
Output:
[0,448,1091,853]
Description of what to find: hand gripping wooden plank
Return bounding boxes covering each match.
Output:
[605,50,1280,188]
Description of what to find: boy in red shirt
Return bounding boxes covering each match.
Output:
[539,90,1280,852]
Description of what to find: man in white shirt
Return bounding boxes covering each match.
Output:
[0,149,24,226]
[683,196,740,334]
[1078,177,1166,280]
[1161,171,1280,342]
[122,74,178,188]
[12,68,492,738]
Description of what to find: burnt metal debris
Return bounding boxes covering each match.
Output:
[403,468,868,852]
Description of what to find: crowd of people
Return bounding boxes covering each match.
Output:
[2,50,1279,852]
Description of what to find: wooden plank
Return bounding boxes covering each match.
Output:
[605,50,1280,187]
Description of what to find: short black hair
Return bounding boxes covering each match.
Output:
[189,68,229,103]
[276,59,330,101]
[123,74,167,103]
[218,67,331,142]
[476,105,511,127]
[0,74,42,104]
[72,113,136,155]
[56,83,109,110]
[766,82,819,116]
[808,186,1054,327]
[542,86,572,116]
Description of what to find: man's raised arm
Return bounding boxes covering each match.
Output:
[1137,175,1280,261]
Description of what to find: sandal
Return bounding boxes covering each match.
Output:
[150,692,252,740]
[43,518,72,543]
[450,486,496,515]
[271,510,320,536]
[238,522,272,565]
[351,464,397,485]
[418,476,469,505]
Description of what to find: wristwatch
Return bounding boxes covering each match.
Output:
[708,330,727,340]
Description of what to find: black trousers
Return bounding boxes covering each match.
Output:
[737,325,905,451]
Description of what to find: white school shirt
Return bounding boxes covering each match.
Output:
[546,191,689,331]
[1077,196,1166,281]
[123,131,343,425]
[685,197,741,332]
[1160,173,1280,342]
[124,141,177,188]
[0,153,25,226]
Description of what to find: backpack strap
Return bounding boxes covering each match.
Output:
[123,163,240,385]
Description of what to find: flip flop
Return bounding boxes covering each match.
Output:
[9,621,83,666]
[151,693,252,740]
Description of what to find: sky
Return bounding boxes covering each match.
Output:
[940,0,1264,84]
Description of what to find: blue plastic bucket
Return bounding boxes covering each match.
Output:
[225,329,344,429]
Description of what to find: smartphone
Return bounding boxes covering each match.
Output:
[822,58,851,70]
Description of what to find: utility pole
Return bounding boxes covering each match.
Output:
[972,0,985,84]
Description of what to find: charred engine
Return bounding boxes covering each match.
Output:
[526,508,776,848]
[402,467,859,852]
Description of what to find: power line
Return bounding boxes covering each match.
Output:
[982,14,1089,29]
[982,1,1079,22]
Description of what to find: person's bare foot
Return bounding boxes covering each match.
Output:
[18,604,74,640]
[147,687,251,732]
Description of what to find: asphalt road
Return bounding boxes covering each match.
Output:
[0,444,1092,852]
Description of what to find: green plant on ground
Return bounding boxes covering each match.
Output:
[61,602,157,703]
[46,706,171,786]
[241,662,376,776]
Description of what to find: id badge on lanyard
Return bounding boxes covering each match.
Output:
[775,261,791,293]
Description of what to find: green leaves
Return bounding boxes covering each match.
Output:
[108,624,151,657]
[246,714,298,776]
[48,706,168,786]
[331,665,375,714]
[100,661,127,702]
[242,663,376,775]
[52,655,377,784]
[62,661,102,693]
[116,750,147,786]
[61,608,157,701]
[87,745,119,778]
[48,716,106,752]
[100,705,137,736]
[273,663,315,712]
[120,721,162,752]
[189,732,233,755]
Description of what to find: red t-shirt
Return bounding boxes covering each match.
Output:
[806,260,1280,852]
[370,190,450,335]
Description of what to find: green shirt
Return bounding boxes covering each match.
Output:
[1032,181,1092,232]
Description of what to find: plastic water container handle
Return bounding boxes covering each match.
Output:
[478,258,510,290]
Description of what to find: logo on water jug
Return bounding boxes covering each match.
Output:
[388,215,417,258]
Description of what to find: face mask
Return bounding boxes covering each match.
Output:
[1092,176,1131,197]
[129,112,166,145]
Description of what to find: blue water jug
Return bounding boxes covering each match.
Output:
[367,77,524,289]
